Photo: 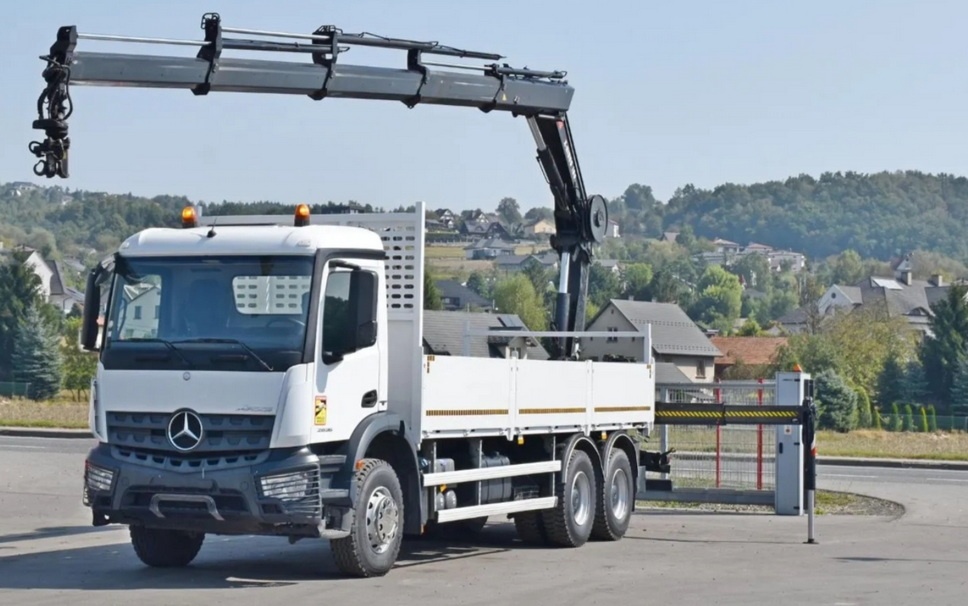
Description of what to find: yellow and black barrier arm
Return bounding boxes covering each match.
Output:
[654,402,802,425]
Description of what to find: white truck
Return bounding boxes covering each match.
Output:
[29,14,661,577]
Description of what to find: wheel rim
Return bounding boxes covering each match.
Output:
[571,470,591,526]
[609,467,630,521]
[365,486,399,554]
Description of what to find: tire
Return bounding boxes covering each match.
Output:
[513,511,547,545]
[591,448,633,541]
[130,526,204,568]
[542,448,597,547]
[330,458,404,577]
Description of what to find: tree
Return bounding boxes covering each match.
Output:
[588,263,621,308]
[60,316,97,401]
[822,301,917,398]
[737,318,764,336]
[423,267,442,310]
[919,406,929,433]
[619,263,653,301]
[690,265,742,331]
[466,270,492,300]
[920,284,968,410]
[877,351,906,409]
[523,206,553,223]
[11,303,63,401]
[496,197,523,226]
[493,274,547,331]
[0,253,44,381]
[855,385,872,428]
[814,369,858,432]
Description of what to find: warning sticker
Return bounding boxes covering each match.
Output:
[314,396,327,426]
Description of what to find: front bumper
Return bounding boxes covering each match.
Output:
[83,443,352,539]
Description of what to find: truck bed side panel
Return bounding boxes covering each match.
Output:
[421,355,654,439]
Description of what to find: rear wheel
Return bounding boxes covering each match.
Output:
[542,448,597,547]
[330,458,404,577]
[591,448,633,540]
[130,526,204,568]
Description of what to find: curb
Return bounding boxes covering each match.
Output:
[818,455,968,471]
[0,426,93,439]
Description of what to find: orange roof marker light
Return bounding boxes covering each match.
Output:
[792,363,803,372]
[181,205,198,228]
[295,203,311,227]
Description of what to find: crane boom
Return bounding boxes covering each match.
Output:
[27,12,608,359]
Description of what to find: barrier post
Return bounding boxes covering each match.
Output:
[802,378,818,544]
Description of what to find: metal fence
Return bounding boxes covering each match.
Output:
[653,380,778,491]
[0,382,31,398]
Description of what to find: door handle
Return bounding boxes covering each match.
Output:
[361,390,378,408]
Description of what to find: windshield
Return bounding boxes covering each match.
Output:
[101,254,315,372]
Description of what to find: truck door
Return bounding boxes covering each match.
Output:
[312,259,382,441]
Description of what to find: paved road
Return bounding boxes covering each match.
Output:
[2,436,967,605]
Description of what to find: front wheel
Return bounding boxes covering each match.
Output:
[330,458,404,577]
[130,526,204,568]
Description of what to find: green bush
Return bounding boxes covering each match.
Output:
[928,404,938,432]
[919,406,929,433]
[890,403,903,432]
[855,386,872,428]
[902,404,914,432]
[815,369,859,432]
[873,405,883,430]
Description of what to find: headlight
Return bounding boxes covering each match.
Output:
[259,470,314,501]
[85,461,114,493]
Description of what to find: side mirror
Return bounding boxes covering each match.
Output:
[80,267,102,351]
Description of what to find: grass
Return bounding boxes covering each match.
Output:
[638,489,903,516]
[0,396,89,429]
[3,397,967,463]
[816,429,968,461]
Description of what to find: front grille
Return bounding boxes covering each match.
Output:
[107,411,275,454]
[111,445,270,473]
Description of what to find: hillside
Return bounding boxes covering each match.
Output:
[5,169,968,270]
[655,170,968,262]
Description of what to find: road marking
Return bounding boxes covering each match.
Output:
[0,445,46,450]
[825,473,878,479]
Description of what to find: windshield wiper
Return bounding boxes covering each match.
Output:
[173,338,274,371]
[123,337,194,367]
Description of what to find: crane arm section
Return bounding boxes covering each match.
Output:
[28,12,607,358]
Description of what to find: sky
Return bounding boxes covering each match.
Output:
[2,1,967,212]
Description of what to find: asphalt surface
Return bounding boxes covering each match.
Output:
[2,436,967,605]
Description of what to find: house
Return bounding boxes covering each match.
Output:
[818,263,952,336]
[596,259,622,274]
[579,299,722,383]
[527,218,555,236]
[0,244,85,314]
[422,310,549,359]
[709,336,788,380]
[434,209,457,229]
[494,252,559,275]
[464,238,517,260]
[460,221,513,240]
[661,231,679,243]
[435,280,493,312]
[712,238,742,255]
[606,220,621,238]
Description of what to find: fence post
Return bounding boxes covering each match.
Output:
[715,380,722,488]
[757,377,764,490]
[660,388,670,481]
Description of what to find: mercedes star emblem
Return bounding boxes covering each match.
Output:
[167,409,204,452]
